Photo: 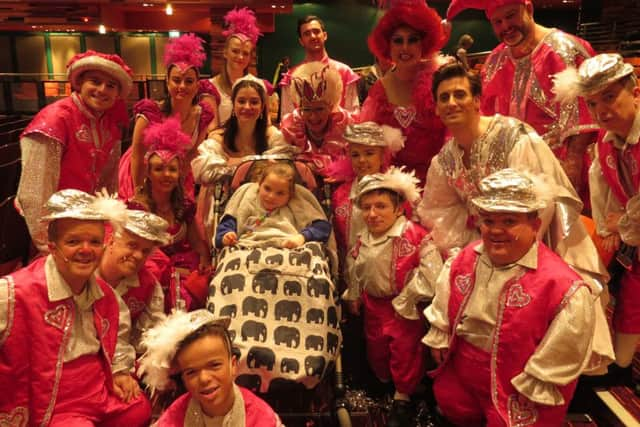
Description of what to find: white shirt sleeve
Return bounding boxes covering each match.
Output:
[511,285,594,406]
[112,291,136,374]
[17,135,62,251]
[422,252,457,349]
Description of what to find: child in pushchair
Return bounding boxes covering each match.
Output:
[215,162,332,250]
[205,157,349,425]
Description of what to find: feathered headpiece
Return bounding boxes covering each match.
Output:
[552,53,635,104]
[138,310,231,395]
[142,116,191,164]
[92,188,128,232]
[354,166,421,206]
[290,62,343,109]
[222,7,262,46]
[368,0,446,63]
[163,33,206,74]
[344,122,405,154]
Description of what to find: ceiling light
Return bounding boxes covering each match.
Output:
[166,3,173,15]
[169,30,180,38]
[99,24,106,34]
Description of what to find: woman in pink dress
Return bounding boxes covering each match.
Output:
[119,33,215,201]
[360,0,448,184]
[128,117,210,312]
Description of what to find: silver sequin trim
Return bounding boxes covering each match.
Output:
[0,277,15,346]
[41,301,74,427]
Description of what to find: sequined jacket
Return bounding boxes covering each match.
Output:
[431,242,590,424]
[481,29,599,153]
[0,257,120,427]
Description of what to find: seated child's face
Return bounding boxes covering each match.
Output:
[258,173,291,211]
[349,143,384,178]
[359,191,402,237]
[176,334,237,417]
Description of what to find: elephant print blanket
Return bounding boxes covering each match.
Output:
[207,241,341,393]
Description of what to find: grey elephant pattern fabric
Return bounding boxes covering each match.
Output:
[207,241,341,393]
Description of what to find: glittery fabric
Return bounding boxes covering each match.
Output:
[481,30,599,151]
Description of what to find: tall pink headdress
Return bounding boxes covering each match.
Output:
[222,7,262,46]
[163,33,206,75]
[446,0,530,20]
[143,117,191,165]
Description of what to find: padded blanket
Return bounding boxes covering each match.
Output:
[207,241,341,393]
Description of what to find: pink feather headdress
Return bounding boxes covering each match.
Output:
[222,7,262,46]
[163,33,206,74]
[143,116,191,164]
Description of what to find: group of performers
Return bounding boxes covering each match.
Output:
[2,0,640,425]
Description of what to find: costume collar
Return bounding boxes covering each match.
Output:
[186,384,246,427]
[46,255,104,307]
[603,109,640,149]
[474,241,538,270]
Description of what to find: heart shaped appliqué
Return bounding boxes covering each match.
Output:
[454,274,472,295]
[506,284,531,308]
[44,305,70,331]
[508,394,538,426]
[393,106,416,129]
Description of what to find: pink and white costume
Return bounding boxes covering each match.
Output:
[0,256,150,426]
[155,385,282,427]
[425,241,594,426]
[281,107,351,176]
[590,110,640,333]
[359,75,446,185]
[418,114,613,368]
[346,216,442,394]
[482,30,598,154]
[118,98,214,200]
[279,55,360,117]
[17,93,128,250]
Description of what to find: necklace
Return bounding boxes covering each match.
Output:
[246,210,273,234]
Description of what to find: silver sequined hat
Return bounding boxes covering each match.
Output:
[343,121,405,153]
[553,53,635,103]
[354,166,421,205]
[122,210,171,246]
[138,310,231,394]
[471,168,549,213]
[41,189,110,222]
[577,53,635,96]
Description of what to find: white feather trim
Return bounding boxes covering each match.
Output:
[381,125,405,155]
[383,166,421,205]
[92,188,127,231]
[551,67,581,104]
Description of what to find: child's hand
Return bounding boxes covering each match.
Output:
[282,234,306,248]
[606,212,623,233]
[347,299,361,316]
[222,232,238,246]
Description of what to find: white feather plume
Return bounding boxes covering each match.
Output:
[92,188,128,232]
[384,166,421,205]
[137,310,190,395]
[381,125,405,155]
[551,67,581,104]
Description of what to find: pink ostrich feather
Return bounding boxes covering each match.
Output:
[163,33,206,69]
[143,116,191,163]
[222,7,262,45]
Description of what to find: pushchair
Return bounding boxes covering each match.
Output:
[202,154,352,427]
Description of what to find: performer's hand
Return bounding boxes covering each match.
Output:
[222,232,238,246]
[113,373,141,403]
[282,234,306,248]
[606,212,623,233]
[601,233,621,253]
[347,299,361,316]
[198,254,211,274]
[431,347,448,365]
